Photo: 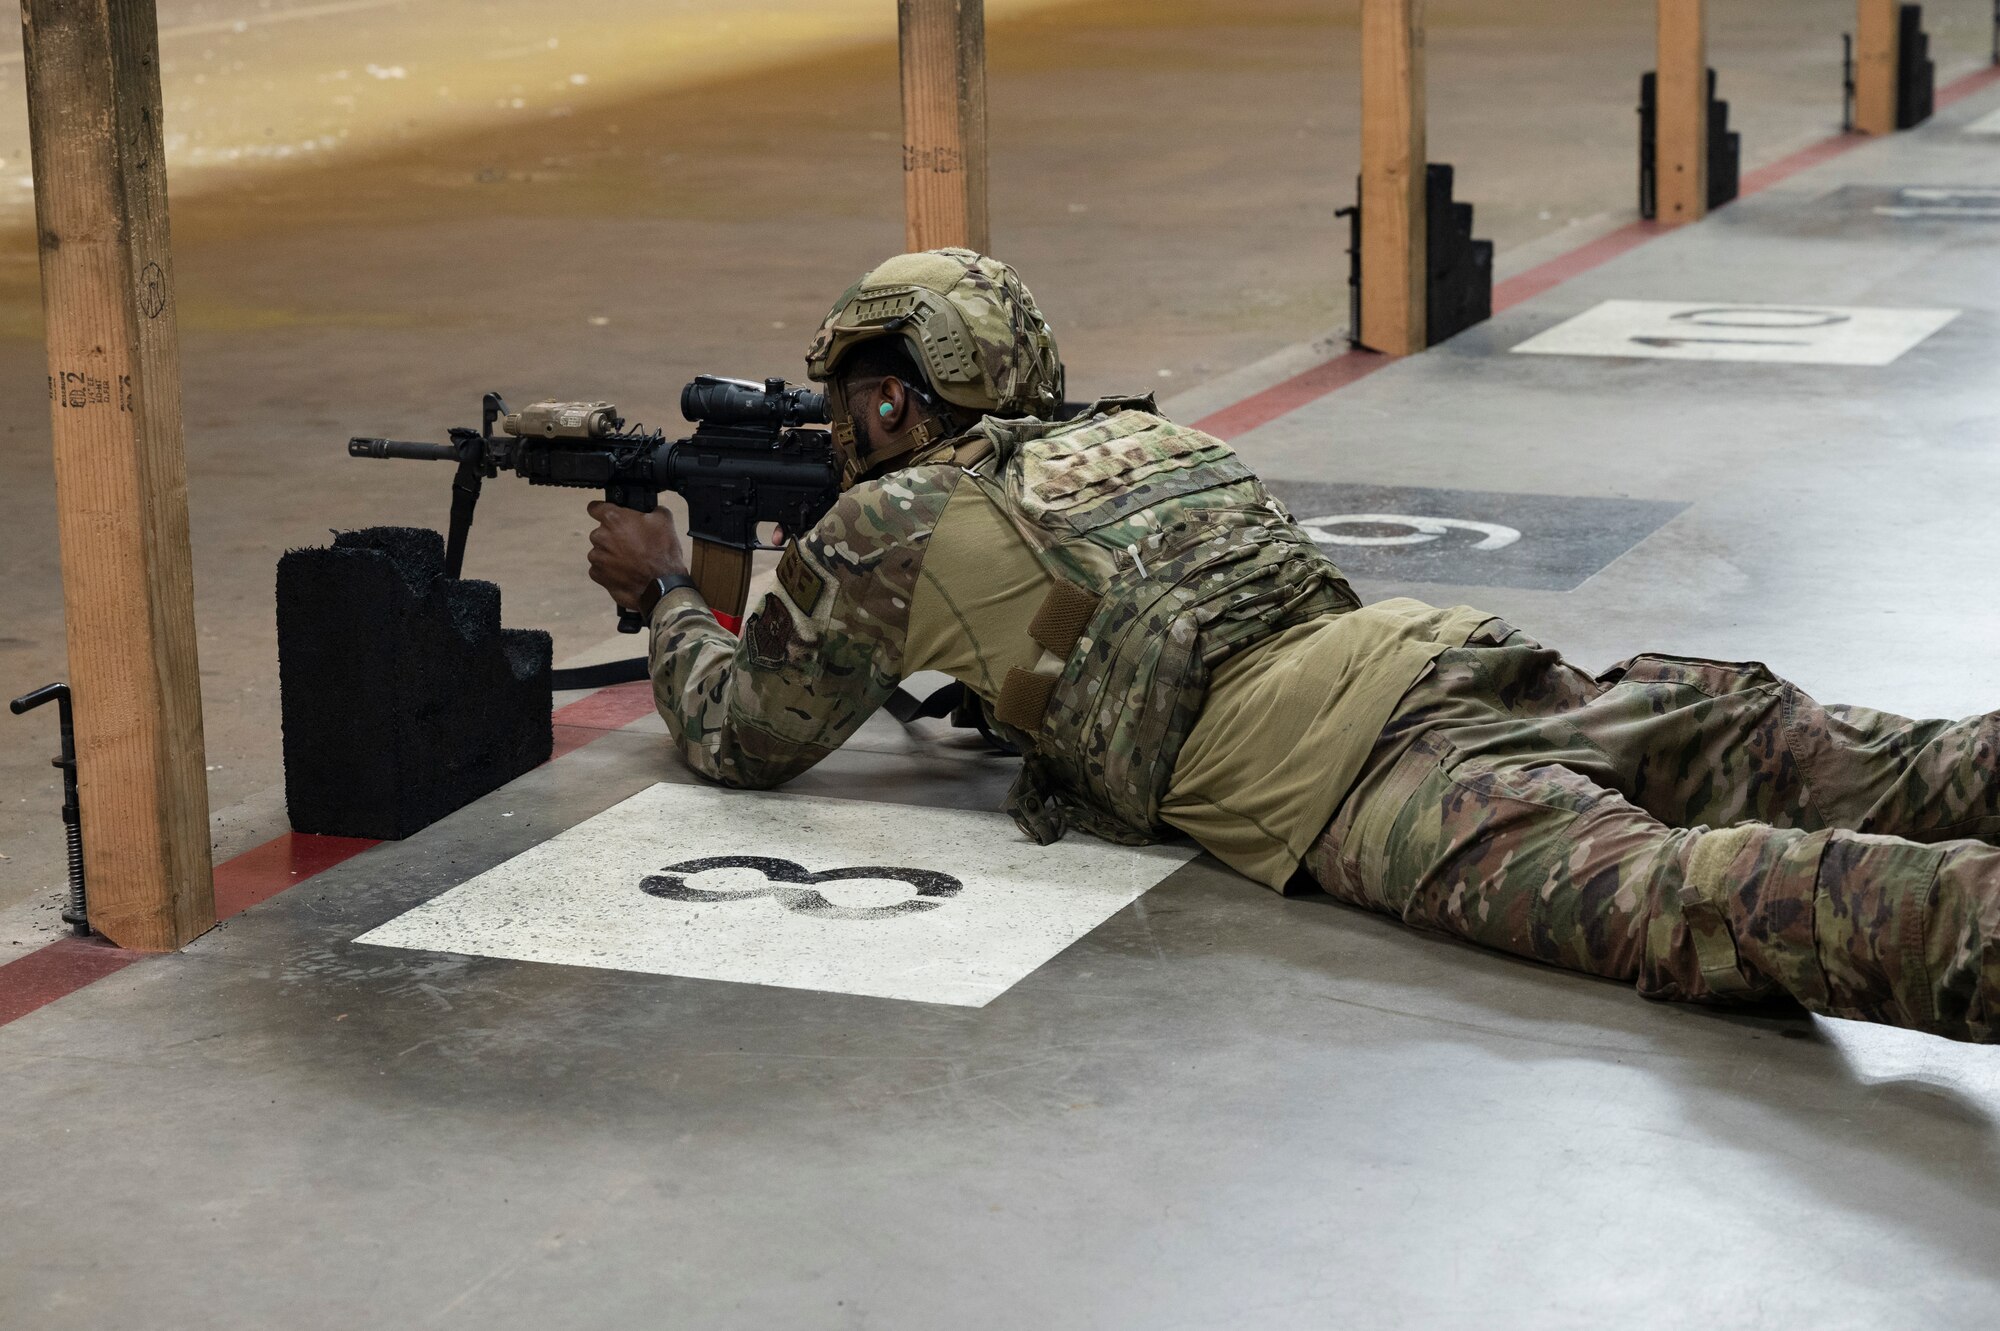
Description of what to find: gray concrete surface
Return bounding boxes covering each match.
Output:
[3,53,2000,1331]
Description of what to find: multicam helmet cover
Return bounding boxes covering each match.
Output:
[807,249,1065,486]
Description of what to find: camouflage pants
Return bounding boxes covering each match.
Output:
[1302,622,2000,1043]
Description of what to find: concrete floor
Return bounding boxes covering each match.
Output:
[5,6,2000,1329]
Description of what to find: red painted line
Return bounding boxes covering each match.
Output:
[552,678,656,731]
[1937,63,2000,109]
[0,831,382,1029]
[213,832,381,921]
[1190,350,1391,439]
[551,678,660,756]
[1737,132,1865,196]
[1491,221,1660,314]
[0,936,141,1027]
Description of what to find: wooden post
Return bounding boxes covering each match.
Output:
[898,0,989,253]
[1359,0,1426,357]
[21,0,214,951]
[1854,0,1901,135]
[1655,0,1709,225]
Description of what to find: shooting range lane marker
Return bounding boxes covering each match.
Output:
[1263,481,1685,592]
[355,784,1199,1008]
[0,673,664,1031]
[1300,514,1523,550]
[1510,300,1958,365]
[1192,62,2000,443]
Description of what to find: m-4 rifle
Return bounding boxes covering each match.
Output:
[349,374,840,631]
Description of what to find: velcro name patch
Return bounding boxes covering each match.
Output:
[776,544,828,617]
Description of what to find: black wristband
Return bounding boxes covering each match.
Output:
[638,573,700,621]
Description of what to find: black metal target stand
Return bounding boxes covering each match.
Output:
[10,683,89,936]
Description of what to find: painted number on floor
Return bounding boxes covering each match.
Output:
[355,784,1197,1007]
[1300,514,1522,551]
[1511,299,1958,366]
[641,855,962,920]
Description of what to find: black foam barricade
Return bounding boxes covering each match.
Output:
[277,527,553,840]
[1423,164,1494,349]
[1337,163,1494,353]
[1896,4,1935,130]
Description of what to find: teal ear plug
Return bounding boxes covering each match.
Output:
[878,402,894,417]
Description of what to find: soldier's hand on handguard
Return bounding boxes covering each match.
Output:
[586,500,690,612]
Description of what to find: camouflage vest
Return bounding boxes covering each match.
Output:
[939,399,1361,846]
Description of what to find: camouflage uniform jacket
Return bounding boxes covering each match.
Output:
[648,401,1361,845]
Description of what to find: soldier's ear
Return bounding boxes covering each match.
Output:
[880,376,909,428]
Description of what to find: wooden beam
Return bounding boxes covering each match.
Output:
[898,0,990,254]
[1854,0,1901,135]
[1654,0,1709,226]
[1359,0,1426,357]
[21,0,214,951]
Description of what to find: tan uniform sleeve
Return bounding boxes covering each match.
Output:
[645,468,963,788]
[902,480,1052,699]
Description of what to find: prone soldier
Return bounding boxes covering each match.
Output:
[585,248,2000,1044]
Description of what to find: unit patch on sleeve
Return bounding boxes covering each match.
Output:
[748,596,801,668]
[776,543,828,617]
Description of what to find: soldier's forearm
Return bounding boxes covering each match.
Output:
[647,591,743,776]
[645,591,845,790]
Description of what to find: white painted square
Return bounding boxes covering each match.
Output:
[1510,299,1958,366]
[355,784,1198,1007]
[1963,107,2000,135]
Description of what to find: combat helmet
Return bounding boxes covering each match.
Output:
[807,248,1065,486]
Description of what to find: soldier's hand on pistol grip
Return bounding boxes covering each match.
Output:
[586,500,688,613]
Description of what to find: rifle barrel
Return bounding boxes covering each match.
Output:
[349,437,461,462]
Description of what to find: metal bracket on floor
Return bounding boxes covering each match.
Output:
[9,683,89,936]
[1844,32,1857,133]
